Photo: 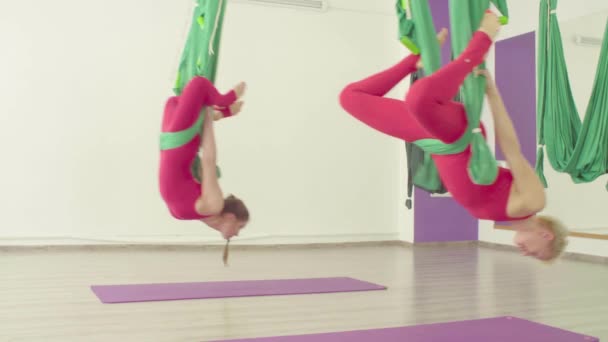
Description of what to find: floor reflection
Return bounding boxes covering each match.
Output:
[411,244,480,324]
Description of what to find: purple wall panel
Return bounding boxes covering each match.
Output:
[494,32,537,225]
[494,32,537,164]
[414,0,477,243]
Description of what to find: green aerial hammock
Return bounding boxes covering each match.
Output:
[404,69,448,208]
[536,0,608,190]
[395,0,509,193]
[159,0,227,180]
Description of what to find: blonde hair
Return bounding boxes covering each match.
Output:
[536,215,569,262]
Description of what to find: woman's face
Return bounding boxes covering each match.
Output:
[513,219,554,260]
[219,213,247,240]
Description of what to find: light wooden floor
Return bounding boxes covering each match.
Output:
[2,243,608,341]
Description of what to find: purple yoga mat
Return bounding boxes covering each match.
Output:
[213,317,599,342]
[91,277,386,304]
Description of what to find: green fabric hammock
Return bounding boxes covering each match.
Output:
[159,0,227,180]
[536,0,608,190]
[173,0,226,95]
[395,0,509,189]
[404,69,448,209]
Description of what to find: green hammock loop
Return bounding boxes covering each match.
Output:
[160,0,227,182]
[448,0,500,185]
[398,0,509,55]
[534,145,548,187]
[413,131,471,155]
[536,0,608,190]
[396,0,507,186]
[412,151,443,192]
[174,0,226,95]
[190,154,223,180]
[159,114,205,151]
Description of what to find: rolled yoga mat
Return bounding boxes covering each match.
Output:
[213,316,599,342]
[91,277,386,304]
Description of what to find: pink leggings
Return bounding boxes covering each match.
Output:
[162,76,237,133]
[339,32,521,221]
[158,76,237,220]
[339,31,492,144]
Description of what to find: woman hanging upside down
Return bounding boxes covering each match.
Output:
[339,12,568,262]
[159,76,249,240]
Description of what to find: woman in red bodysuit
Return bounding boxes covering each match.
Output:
[159,76,249,241]
[339,12,568,262]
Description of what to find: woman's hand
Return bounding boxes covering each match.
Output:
[474,68,498,94]
[417,28,449,69]
[199,109,217,163]
[479,11,501,41]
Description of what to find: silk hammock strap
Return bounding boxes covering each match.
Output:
[535,0,608,190]
[396,0,509,190]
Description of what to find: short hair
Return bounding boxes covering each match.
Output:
[537,215,569,262]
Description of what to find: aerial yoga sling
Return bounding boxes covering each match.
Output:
[158,0,234,265]
[340,2,532,221]
[395,0,509,206]
[535,0,608,190]
[159,0,227,181]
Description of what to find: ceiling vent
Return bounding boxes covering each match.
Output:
[232,0,329,12]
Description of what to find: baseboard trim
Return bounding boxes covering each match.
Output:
[0,240,405,252]
[2,239,607,264]
[477,241,608,264]
[409,240,478,247]
[494,224,608,240]
[0,233,402,248]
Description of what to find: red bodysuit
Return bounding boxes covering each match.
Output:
[159,76,236,220]
[340,32,525,221]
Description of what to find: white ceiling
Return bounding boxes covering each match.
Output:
[499,0,608,39]
[327,0,608,39]
[327,0,393,14]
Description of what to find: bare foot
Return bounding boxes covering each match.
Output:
[436,27,449,45]
[233,82,246,99]
[417,28,449,69]
[213,110,224,121]
[229,100,244,115]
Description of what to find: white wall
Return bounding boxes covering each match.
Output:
[498,0,608,40]
[0,0,412,245]
[479,9,608,257]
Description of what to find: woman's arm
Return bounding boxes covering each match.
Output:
[195,109,225,216]
[478,70,521,156]
[477,70,546,215]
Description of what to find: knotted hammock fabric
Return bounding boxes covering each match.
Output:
[174,0,226,95]
[159,0,227,180]
[536,0,608,190]
[404,69,448,209]
[396,0,509,190]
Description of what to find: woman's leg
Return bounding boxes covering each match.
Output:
[167,77,244,131]
[339,53,430,142]
[405,31,493,143]
[162,96,180,130]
